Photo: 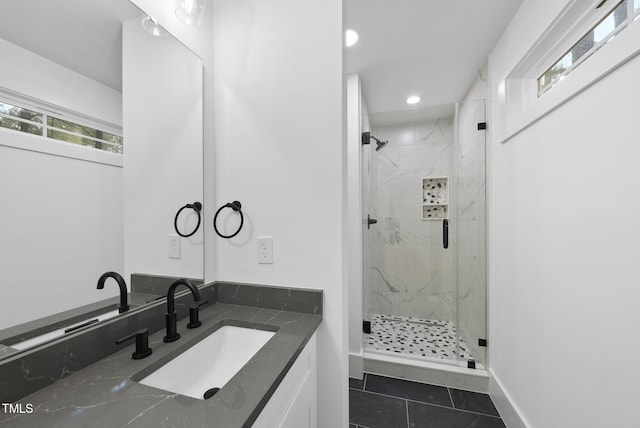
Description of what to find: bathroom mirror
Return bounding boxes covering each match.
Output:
[0,0,204,358]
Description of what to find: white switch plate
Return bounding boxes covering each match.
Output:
[169,235,181,259]
[257,236,273,264]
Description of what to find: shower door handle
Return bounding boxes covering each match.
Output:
[443,219,449,249]
[367,215,377,230]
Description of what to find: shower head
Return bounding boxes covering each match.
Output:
[375,139,388,151]
[370,135,389,151]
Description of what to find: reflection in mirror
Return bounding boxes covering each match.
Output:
[0,0,204,359]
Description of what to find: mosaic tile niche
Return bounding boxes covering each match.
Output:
[422,177,449,220]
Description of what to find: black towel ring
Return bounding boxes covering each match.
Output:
[213,201,244,239]
[174,202,202,238]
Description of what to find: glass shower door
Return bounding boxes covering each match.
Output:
[362,110,459,363]
[454,99,487,368]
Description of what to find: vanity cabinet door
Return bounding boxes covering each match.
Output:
[252,334,317,428]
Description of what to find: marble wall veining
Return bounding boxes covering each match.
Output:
[365,117,456,323]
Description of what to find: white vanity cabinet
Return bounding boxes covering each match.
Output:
[252,333,317,428]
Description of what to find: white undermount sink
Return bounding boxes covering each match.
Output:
[138,325,275,400]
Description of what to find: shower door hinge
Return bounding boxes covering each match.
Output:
[363,320,371,334]
[477,122,487,130]
[467,360,476,369]
[478,338,487,347]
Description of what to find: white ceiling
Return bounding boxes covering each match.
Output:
[346,0,523,121]
[1,1,523,107]
[0,0,140,91]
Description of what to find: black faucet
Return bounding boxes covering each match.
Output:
[164,279,202,342]
[97,272,129,313]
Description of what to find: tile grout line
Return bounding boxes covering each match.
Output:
[405,397,410,428]
[446,386,455,409]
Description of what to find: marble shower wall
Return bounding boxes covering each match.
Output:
[365,117,456,322]
[456,63,488,365]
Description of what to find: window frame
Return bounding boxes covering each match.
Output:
[537,0,635,96]
[0,89,123,166]
[499,0,640,144]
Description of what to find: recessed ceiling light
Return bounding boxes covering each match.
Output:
[346,29,359,47]
[406,95,421,105]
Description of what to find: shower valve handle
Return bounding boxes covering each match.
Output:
[367,215,378,230]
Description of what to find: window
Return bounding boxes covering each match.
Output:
[0,101,43,136]
[538,0,636,95]
[46,116,123,154]
[0,98,123,154]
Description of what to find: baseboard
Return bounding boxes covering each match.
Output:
[488,369,530,428]
[349,352,364,379]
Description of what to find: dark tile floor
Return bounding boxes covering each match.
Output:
[349,373,505,428]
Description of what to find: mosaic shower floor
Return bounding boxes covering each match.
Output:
[365,314,474,362]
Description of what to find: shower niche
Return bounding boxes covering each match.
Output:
[422,177,449,220]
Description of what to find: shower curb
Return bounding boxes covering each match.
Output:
[363,351,489,393]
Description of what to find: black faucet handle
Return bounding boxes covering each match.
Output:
[187,300,208,329]
[116,328,152,359]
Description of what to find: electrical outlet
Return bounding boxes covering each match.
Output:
[169,235,181,259]
[257,236,273,264]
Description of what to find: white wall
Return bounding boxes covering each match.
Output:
[212,0,346,426]
[488,1,640,426]
[0,39,123,329]
[122,19,204,281]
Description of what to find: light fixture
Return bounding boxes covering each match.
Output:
[142,15,168,37]
[346,29,359,47]
[406,95,421,105]
[176,0,206,27]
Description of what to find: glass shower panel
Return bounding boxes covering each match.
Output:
[361,126,374,332]
[455,99,487,367]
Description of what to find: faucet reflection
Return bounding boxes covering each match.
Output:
[96,272,130,314]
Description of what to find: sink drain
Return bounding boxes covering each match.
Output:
[203,387,221,400]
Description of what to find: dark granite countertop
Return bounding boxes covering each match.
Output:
[0,283,322,428]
